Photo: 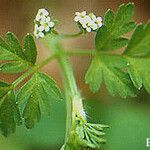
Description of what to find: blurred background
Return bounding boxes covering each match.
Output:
[0,0,150,150]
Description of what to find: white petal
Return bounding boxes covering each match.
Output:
[96,17,102,22]
[39,17,47,26]
[39,32,45,38]
[34,30,37,36]
[97,22,103,27]
[91,24,98,30]
[43,9,49,16]
[38,9,49,16]
[88,20,95,26]
[75,12,80,16]
[46,16,51,22]
[82,23,87,28]
[49,21,55,27]
[45,26,50,32]
[84,15,91,23]
[37,9,43,15]
[86,27,92,32]
[74,16,80,22]
[34,24,39,30]
[78,18,84,25]
[81,11,86,16]
[34,30,39,38]
[35,15,41,21]
[39,25,44,31]
[91,14,97,21]
[79,18,86,25]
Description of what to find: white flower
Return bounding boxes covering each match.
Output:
[35,8,49,22]
[79,18,87,28]
[89,13,97,21]
[40,16,50,25]
[84,15,92,23]
[96,17,103,28]
[49,21,55,27]
[86,27,92,32]
[43,21,55,32]
[34,8,55,38]
[74,11,87,22]
[90,23,98,30]
[74,11,103,32]
[75,11,86,17]
[38,25,44,31]
[34,24,45,38]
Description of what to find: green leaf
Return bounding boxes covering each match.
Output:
[85,54,137,98]
[0,32,37,73]
[0,61,29,73]
[23,34,37,64]
[96,3,135,51]
[17,72,63,129]
[0,89,22,136]
[126,57,150,93]
[103,37,129,51]
[5,32,25,59]
[113,3,134,36]
[65,116,108,150]
[85,55,103,92]
[123,21,150,92]
[104,9,114,32]
[124,22,150,56]
[0,81,11,98]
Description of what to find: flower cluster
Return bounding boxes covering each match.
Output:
[34,9,55,38]
[74,11,103,32]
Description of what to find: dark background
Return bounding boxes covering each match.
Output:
[0,0,150,150]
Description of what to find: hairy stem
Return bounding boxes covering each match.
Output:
[46,39,85,144]
[58,50,84,142]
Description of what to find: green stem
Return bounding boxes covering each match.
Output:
[12,54,57,87]
[52,30,83,38]
[65,49,96,56]
[58,51,79,142]
[12,49,95,87]
[62,31,83,38]
[48,43,85,144]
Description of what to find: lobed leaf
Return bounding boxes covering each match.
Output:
[64,116,108,150]
[112,2,135,37]
[124,21,150,56]
[0,32,37,73]
[17,72,63,129]
[85,54,137,98]
[126,57,150,93]
[95,2,135,51]
[123,21,150,92]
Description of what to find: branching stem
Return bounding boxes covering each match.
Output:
[12,49,94,88]
[12,54,57,87]
[12,35,88,145]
